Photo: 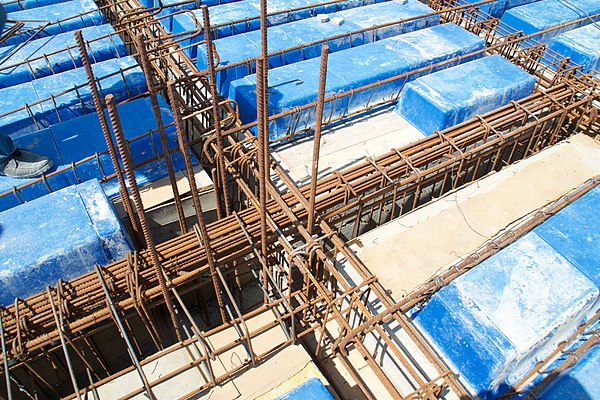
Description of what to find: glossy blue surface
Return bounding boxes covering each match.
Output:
[397,55,536,135]
[415,186,600,399]
[500,0,600,44]
[0,179,132,305]
[0,24,127,88]
[229,23,484,141]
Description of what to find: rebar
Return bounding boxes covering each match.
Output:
[201,5,231,218]
[167,81,228,324]
[105,93,183,343]
[307,45,329,235]
[134,34,188,235]
[74,29,141,244]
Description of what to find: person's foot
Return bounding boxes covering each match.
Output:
[0,149,53,178]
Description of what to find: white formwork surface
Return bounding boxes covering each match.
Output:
[273,107,424,186]
[349,133,600,298]
[91,308,332,399]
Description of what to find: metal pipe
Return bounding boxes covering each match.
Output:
[307,45,329,235]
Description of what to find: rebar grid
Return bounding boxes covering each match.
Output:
[0,0,600,398]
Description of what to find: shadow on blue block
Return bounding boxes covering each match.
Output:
[539,343,600,400]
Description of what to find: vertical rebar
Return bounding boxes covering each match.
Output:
[307,45,329,235]
[105,94,183,342]
[134,34,188,235]
[94,265,156,400]
[259,0,270,204]
[46,287,81,400]
[256,57,269,297]
[74,30,141,244]
[0,310,12,400]
[202,5,231,217]
[166,82,228,324]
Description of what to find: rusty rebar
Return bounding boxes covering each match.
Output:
[166,81,228,324]
[0,310,12,400]
[134,34,188,235]
[105,94,183,343]
[307,45,329,235]
[256,56,269,296]
[202,5,231,217]
[74,30,141,245]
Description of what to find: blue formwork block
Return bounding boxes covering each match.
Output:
[460,0,540,18]
[396,54,535,135]
[3,0,106,46]
[0,25,127,88]
[0,171,74,212]
[276,378,334,400]
[52,96,175,165]
[170,2,259,51]
[0,82,43,136]
[229,23,484,141]
[341,0,438,42]
[172,0,401,54]
[33,56,146,128]
[540,343,600,400]
[229,56,349,139]
[382,22,484,75]
[415,232,599,399]
[548,25,600,73]
[500,0,600,44]
[1,0,73,12]
[0,126,66,211]
[534,186,600,287]
[196,17,362,96]
[0,179,132,305]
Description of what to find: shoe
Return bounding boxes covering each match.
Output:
[0,149,53,178]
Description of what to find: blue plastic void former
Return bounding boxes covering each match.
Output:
[169,0,392,47]
[1,0,73,12]
[229,23,484,141]
[196,0,439,96]
[0,56,146,136]
[0,25,127,88]
[0,178,132,305]
[396,54,536,136]
[548,25,600,74]
[275,378,334,400]
[2,0,106,46]
[539,343,600,400]
[414,185,600,399]
[148,0,242,18]
[459,0,540,18]
[500,0,600,44]
[0,95,192,212]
